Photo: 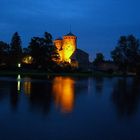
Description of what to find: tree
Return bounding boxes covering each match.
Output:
[23,48,30,55]
[0,41,10,65]
[44,32,59,63]
[10,32,22,66]
[44,32,53,45]
[111,35,140,73]
[94,53,104,65]
[0,41,9,53]
[28,32,59,70]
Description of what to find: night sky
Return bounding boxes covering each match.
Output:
[0,0,140,61]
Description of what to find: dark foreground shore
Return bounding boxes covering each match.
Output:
[0,70,136,77]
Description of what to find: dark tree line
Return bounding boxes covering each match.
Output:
[28,32,59,70]
[111,35,140,75]
[0,41,10,64]
[93,53,105,66]
[10,32,22,67]
[93,34,140,75]
[1,32,140,74]
[0,32,59,71]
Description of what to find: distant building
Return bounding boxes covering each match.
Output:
[54,32,89,70]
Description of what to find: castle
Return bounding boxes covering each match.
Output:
[22,32,89,71]
[54,32,90,70]
[54,32,77,63]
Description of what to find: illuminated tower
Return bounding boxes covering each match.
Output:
[54,32,77,63]
[62,32,77,62]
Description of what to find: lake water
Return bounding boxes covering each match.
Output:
[0,75,140,140]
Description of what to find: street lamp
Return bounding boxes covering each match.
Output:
[18,63,21,68]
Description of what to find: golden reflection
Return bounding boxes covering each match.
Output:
[17,74,21,92]
[17,81,21,91]
[52,77,75,113]
[23,77,31,95]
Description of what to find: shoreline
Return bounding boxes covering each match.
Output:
[0,70,136,78]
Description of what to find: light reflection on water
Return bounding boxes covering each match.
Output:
[1,76,140,117]
[17,74,21,92]
[0,76,140,140]
[52,77,75,113]
[16,75,37,96]
[23,77,31,95]
[5,75,140,117]
[16,75,75,113]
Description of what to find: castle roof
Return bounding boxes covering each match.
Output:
[64,32,76,37]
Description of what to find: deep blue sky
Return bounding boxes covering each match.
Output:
[0,0,140,61]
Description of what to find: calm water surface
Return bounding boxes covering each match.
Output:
[0,75,140,140]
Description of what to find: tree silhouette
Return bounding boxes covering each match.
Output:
[94,53,104,65]
[0,41,9,53]
[23,47,30,55]
[28,32,59,70]
[10,32,22,67]
[111,35,140,74]
[0,41,10,65]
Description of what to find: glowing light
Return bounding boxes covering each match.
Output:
[22,55,33,64]
[52,77,75,113]
[18,63,21,68]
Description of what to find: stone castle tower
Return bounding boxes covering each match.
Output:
[54,32,77,63]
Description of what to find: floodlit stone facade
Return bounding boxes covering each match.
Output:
[54,32,77,63]
[54,32,90,70]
